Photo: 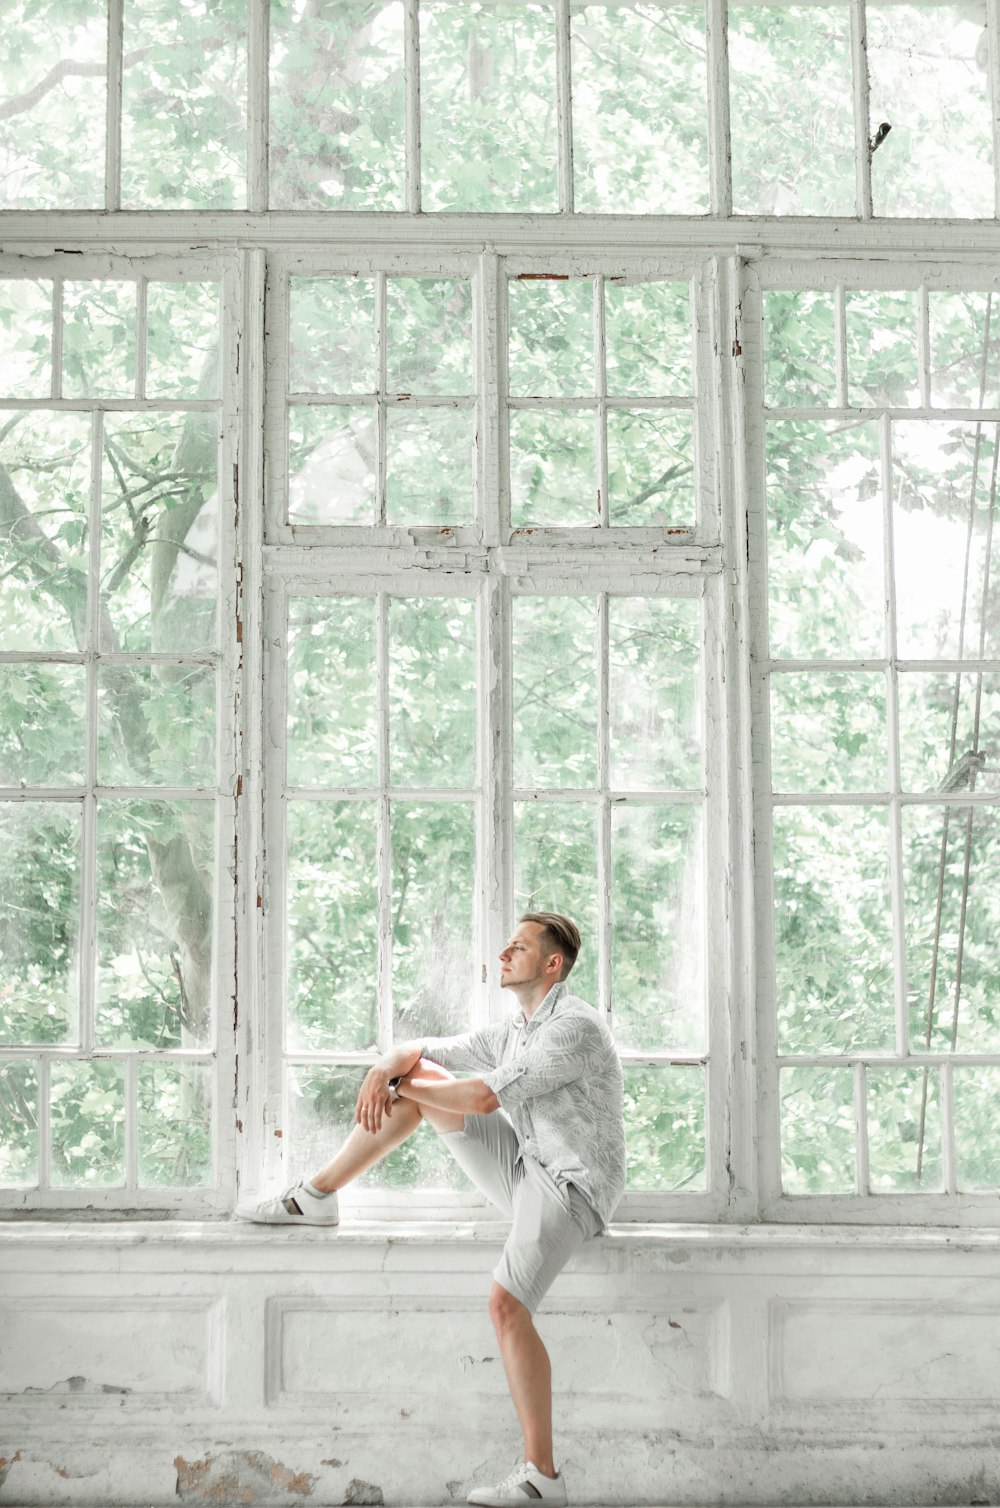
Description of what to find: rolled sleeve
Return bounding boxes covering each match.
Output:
[482,1017,598,1108]
[420,1023,504,1076]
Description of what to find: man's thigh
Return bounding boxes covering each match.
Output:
[494,1160,591,1316]
[436,1109,521,1216]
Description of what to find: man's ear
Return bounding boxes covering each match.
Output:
[546,951,563,976]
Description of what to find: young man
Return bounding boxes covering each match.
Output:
[237,912,626,1508]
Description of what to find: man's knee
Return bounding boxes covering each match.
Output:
[413,1058,455,1082]
[489,1281,530,1335]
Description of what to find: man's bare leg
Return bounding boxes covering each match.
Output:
[311,1061,466,1192]
[488,1281,557,1479]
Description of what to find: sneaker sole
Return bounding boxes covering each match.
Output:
[233,1208,340,1226]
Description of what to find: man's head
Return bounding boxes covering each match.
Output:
[498,912,581,998]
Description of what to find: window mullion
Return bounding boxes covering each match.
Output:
[555,0,574,214]
[80,411,103,1059]
[850,0,873,219]
[706,0,733,216]
[480,574,511,1028]
[376,591,393,1050]
[376,274,388,528]
[881,410,909,1059]
[105,0,123,212]
[405,0,422,214]
[477,251,502,546]
[594,276,608,528]
[596,591,611,1022]
[248,0,269,212]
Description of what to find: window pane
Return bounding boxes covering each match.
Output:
[95,799,215,1049]
[0,804,80,1047]
[868,3,992,218]
[765,419,884,659]
[609,595,701,791]
[904,804,1000,1054]
[270,0,405,211]
[510,410,598,527]
[63,281,136,398]
[509,280,594,398]
[780,1065,856,1194]
[612,806,704,1053]
[892,421,1000,661]
[50,1059,125,1188]
[0,412,90,653]
[0,280,52,399]
[146,282,220,399]
[121,0,247,208]
[287,597,376,789]
[866,1066,942,1193]
[138,1059,213,1187]
[572,2,708,215]
[392,801,475,1037]
[386,409,473,528]
[929,291,1000,410]
[770,672,887,793]
[604,281,693,396]
[773,806,894,1054]
[420,1,558,212]
[101,413,219,653]
[286,1064,470,1191]
[513,595,597,788]
[897,672,1000,794]
[0,664,86,786]
[289,278,375,395]
[97,663,216,788]
[288,406,376,525]
[0,3,106,208]
[845,290,919,408]
[287,801,377,1053]
[389,598,476,788]
[386,279,473,395]
[623,1065,705,1192]
[514,801,598,1005]
[954,1066,1000,1190]
[730,4,855,215]
[763,290,838,408]
[607,409,694,526]
[0,1060,38,1185]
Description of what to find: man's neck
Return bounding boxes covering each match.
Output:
[512,979,558,1020]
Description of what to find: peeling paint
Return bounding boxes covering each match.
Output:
[174,1451,316,1504]
[320,1459,343,1469]
[341,1480,383,1506]
[0,1453,22,1490]
[22,1376,129,1395]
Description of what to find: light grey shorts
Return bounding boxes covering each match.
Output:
[440,1110,600,1314]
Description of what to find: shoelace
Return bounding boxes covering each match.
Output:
[495,1463,531,1495]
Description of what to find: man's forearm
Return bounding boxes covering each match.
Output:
[397,1073,499,1116]
[376,1042,425,1079]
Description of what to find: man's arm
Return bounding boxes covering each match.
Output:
[395,1069,499,1117]
[354,1042,425,1133]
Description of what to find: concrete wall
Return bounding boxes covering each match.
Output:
[3,1222,1000,1506]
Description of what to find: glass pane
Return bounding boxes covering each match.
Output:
[420,0,558,212]
[609,595,701,791]
[270,0,405,211]
[770,672,887,793]
[623,1065,705,1192]
[392,802,475,1038]
[386,279,473,395]
[604,281,693,396]
[509,280,594,398]
[765,419,884,659]
[138,1059,212,1187]
[62,281,136,399]
[730,4,855,215]
[0,412,91,653]
[607,409,694,526]
[0,280,52,398]
[146,283,220,399]
[389,597,476,788]
[287,597,376,789]
[612,805,704,1053]
[773,806,894,1054]
[954,1066,1000,1190]
[0,4,106,208]
[287,801,377,1053]
[572,2,708,215]
[286,1064,470,1191]
[904,804,1000,1054]
[0,1060,38,1185]
[289,278,375,395]
[845,290,919,408]
[897,671,1000,794]
[513,595,597,788]
[866,1066,942,1193]
[868,3,992,218]
[0,804,79,1046]
[101,413,218,653]
[385,408,472,527]
[892,421,1000,660]
[929,291,1000,410]
[763,290,837,408]
[510,410,598,528]
[121,0,246,209]
[95,799,215,1049]
[780,1065,856,1194]
[288,406,376,525]
[0,664,86,786]
[50,1059,125,1188]
[98,663,216,787]
[514,801,598,1004]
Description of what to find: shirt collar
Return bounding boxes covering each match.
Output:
[517,979,568,1034]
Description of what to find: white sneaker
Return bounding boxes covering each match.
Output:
[234,1182,339,1226]
[467,1461,567,1506]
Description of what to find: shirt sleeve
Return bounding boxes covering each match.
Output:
[481,1013,600,1107]
[419,1022,505,1076]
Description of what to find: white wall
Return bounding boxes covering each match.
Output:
[3,1222,1000,1506]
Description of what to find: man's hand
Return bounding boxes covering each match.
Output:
[355,1065,394,1134]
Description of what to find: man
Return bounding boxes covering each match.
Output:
[237,912,626,1508]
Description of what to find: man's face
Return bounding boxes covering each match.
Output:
[498,921,554,989]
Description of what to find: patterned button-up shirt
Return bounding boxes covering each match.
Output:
[420,981,626,1231]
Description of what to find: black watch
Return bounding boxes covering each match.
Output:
[387,1076,402,1101]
